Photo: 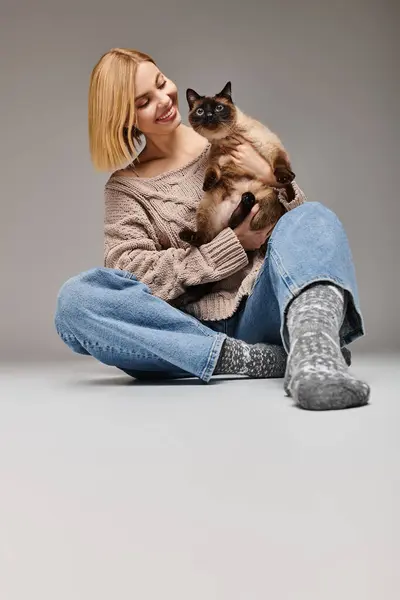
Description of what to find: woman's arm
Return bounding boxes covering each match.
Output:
[104,190,249,302]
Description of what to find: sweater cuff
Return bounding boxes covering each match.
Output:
[277,181,307,211]
[202,227,249,276]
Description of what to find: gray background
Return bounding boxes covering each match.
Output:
[0,0,398,361]
[1,5,399,598]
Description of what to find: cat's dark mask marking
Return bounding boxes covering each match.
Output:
[186,82,236,132]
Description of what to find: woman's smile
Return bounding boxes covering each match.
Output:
[156,104,177,123]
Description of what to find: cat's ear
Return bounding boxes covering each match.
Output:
[218,81,232,102]
[186,88,202,109]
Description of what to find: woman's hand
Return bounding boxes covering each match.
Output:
[224,136,276,186]
[233,204,275,251]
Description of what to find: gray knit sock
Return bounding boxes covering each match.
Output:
[285,284,370,410]
[214,337,287,378]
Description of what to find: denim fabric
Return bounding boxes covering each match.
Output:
[55,202,364,382]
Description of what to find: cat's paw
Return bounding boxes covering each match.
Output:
[179,229,204,247]
[241,192,256,210]
[203,168,220,192]
[180,228,196,243]
[274,166,296,185]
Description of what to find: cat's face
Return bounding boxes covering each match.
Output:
[186,82,236,141]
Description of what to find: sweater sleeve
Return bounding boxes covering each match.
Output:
[277,181,307,211]
[104,188,249,302]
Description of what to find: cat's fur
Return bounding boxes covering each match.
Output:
[179,82,295,247]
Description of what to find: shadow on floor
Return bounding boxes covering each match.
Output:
[70,375,248,387]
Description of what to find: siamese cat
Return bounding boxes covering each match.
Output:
[179,81,295,247]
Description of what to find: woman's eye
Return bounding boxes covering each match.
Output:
[137,81,166,109]
[216,104,224,112]
[196,108,204,116]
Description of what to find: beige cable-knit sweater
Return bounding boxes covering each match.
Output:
[104,144,306,321]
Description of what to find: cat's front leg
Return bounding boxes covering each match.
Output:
[228,192,256,229]
[273,164,296,186]
[267,148,295,186]
[180,192,220,247]
[179,229,210,247]
[259,148,296,186]
[203,165,221,192]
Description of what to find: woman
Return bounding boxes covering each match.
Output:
[55,48,370,410]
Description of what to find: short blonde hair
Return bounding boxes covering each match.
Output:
[88,48,156,172]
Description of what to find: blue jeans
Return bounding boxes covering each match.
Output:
[55,203,364,382]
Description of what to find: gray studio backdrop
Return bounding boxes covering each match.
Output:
[0,0,398,361]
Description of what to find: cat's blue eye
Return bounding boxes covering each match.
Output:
[196,108,204,116]
[215,104,224,112]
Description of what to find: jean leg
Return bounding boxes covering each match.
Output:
[54,268,225,382]
[232,284,283,346]
[234,202,365,351]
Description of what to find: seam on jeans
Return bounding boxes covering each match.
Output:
[269,244,299,296]
[59,333,79,341]
[79,339,160,359]
[201,332,226,382]
[122,270,137,280]
[246,243,271,298]
[247,265,264,299]
[78,335,225,380]
[59,331,159,360]
[58,318,218,366]
[177,309,217,337]
[77,335,224,380]
[119,269,218,339]
[56,327,78,342]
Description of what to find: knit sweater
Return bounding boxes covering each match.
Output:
[104,144,306,321]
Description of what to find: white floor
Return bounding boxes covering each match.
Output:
[1,354,399,600]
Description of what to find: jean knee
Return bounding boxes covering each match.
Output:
[282,201,339,224]
[54,267,143,335]
[54,268,103,334]
[271,202,345,246]
[55,276,79,335]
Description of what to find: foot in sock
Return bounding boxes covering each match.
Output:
[214,337,287,378]
[285,284,370,411]
[213,336,350,381]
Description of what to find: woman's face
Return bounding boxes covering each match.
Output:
[134,61,181,136]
